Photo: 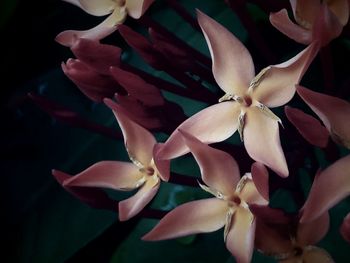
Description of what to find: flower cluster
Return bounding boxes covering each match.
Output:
[37,0,350,262]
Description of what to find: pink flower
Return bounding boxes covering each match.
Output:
[256,211,333,262]
[143,131,269,263]
[270,0,349,46]
[157,10,317,177]
[296,85,350,149]
[56,0,155,47]
[340,213,350,243]
[52,99,169,221]
[300,154,350,223]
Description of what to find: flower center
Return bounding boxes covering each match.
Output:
[115,0,126,7]
[243,96,252,107]
[145,167,155,176]
[293,246,303,257]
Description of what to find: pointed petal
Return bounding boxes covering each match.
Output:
[327,0,349,26]
[340,213,350,243]
[297,85,350,149]
[250,162,270,202]
[142,198,227,240]
[65,0,116,16]
[55,8,125,47]
[153,143,170,182]
[196,10,255,96]
[238,173,269,206]
[243,107,288,177]
[105,99,156,166]
[251,43,318,108]
[292,0,319,29]
[269,9,312,45]
[62,161,142,190]
[285,106,329,148]
[179,130,240,196]
[226,207,256,263]
[52,169,115,210]
[157,101,241,160]
[297,212,330,246]
[126,0,155,19]
[110,66,164,106]
[118,176,160,221]
[302,246,335,263]
[301,154,350,223]
[71,38,121,74]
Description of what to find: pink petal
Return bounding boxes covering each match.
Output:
[61,59,119,102]
[269,9,312,44]
[226,207,256,263]
[302,247,335,263]
[157,101,241,160]
[142,198,227,240]
[250,162,270,202]
[340,213,350,243]
[326,0,349,26]
[291,0,319,28]
[238,174,269,206]
[285,106,329,147]
[104,99,156,167]
[71,38,121,74]
[55,8,124,47]
[196,10,255,96]
[297,212,330,246]
[110,66,164,106]
[118,176,160,221]
[126,0,155,19]
[300,154,350,223]
[251,43,318,108]
[179,130,240,196]
[243,107,288,177]
[62,161,142,190]
[64,0,116,16]
[297,85,350,149]
[153,143,170,182]
[52,169,115,210]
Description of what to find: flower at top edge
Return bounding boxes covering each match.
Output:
[156,10,318,177]
[52,98,169,221]
[143,130,269,263]
[56,0,155,47]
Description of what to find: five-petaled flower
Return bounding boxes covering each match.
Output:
[56,0,155,47]
[157,10,317,177]
[52,98,169,221]
[143,131,269,263]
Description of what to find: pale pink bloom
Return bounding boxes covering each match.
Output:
[52,99,169,221]
[143,131,269,263]
[157,10,318,177]
[297,85,350,149]
[270,0,349,46]
[340,212,350,243]
[256,211,333,262]
[56,0,155,47]
[300,154,350,223]
[284,106,329,148]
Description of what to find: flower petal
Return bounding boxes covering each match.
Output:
[153,143,170,182]
[60,161,142,190]
[64,0,116,16]
[110,66,164,107]
[226,207,256,263]
[243,107,288,177]
[327,0,349,26]
[251,43,318,108]
[118,176,160,221]
[300,154,350,223]
[142,198,227,240]
[179,130,240,196]
[250,162,270,202]
[269,9,312,45]
[297,212,330,246]
[302,246,335,263]
[71,38,121,74]
[157,101,241,160]
[292,0,319,29]
[297,85,350,149]
[104,99,156,167]
[340,213,350,243]
[196,10,255,96]
[285,106,329,148]
[126,0,155,19]
[55,8,125,47]
[52,169,115,210]
[238,173,269,206]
